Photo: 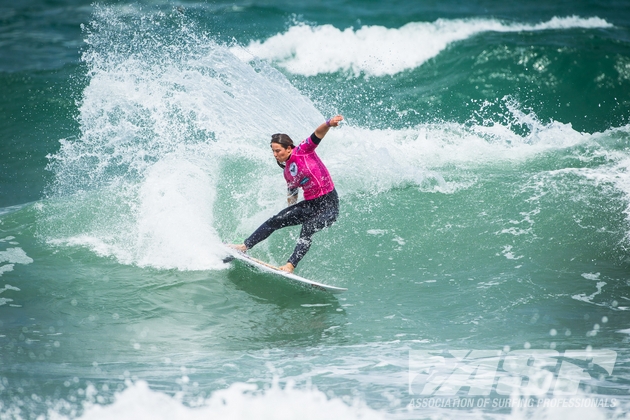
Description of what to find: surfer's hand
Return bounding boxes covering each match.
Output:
[315,115,344,139]
[278,262,295,273]
[327,115,343,127]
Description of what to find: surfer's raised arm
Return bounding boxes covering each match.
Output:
[313,115,343,140]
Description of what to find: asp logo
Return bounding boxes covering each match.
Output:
[409,349,617,396]
[289,162,298,176]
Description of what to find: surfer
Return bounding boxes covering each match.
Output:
[230,115,343,273]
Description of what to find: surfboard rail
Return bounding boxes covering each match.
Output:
[223,245,347,294]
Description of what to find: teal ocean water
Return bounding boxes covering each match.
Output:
[1,1,630,418]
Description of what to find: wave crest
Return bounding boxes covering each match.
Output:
[236,16,612,77]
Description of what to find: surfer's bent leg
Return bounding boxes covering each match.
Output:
[287,189,339,267]
[244,201,314,249]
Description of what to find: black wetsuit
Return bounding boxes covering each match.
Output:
[244,188,339,267]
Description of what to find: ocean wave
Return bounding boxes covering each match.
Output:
[43,5,629,272]
[234,16,613,77]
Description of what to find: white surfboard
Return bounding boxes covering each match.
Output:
[223,245,347,294]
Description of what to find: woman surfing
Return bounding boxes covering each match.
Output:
[229,115,343,273]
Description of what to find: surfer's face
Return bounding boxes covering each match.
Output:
[271,143,292,163]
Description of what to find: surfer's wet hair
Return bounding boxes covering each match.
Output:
[270,133,294,149]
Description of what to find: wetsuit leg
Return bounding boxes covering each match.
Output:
[244,189,339,267]
[244,200,314,249]
[287,190,339,267]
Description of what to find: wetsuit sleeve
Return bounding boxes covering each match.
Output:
[310,132,322,145]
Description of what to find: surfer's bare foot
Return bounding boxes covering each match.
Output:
[278,262,295,273]
[227,243,247,252]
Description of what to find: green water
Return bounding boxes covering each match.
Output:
[1,1,630,419]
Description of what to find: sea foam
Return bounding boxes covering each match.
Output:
[72,380,385,420]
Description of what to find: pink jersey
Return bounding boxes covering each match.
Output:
[284,134,334,200]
